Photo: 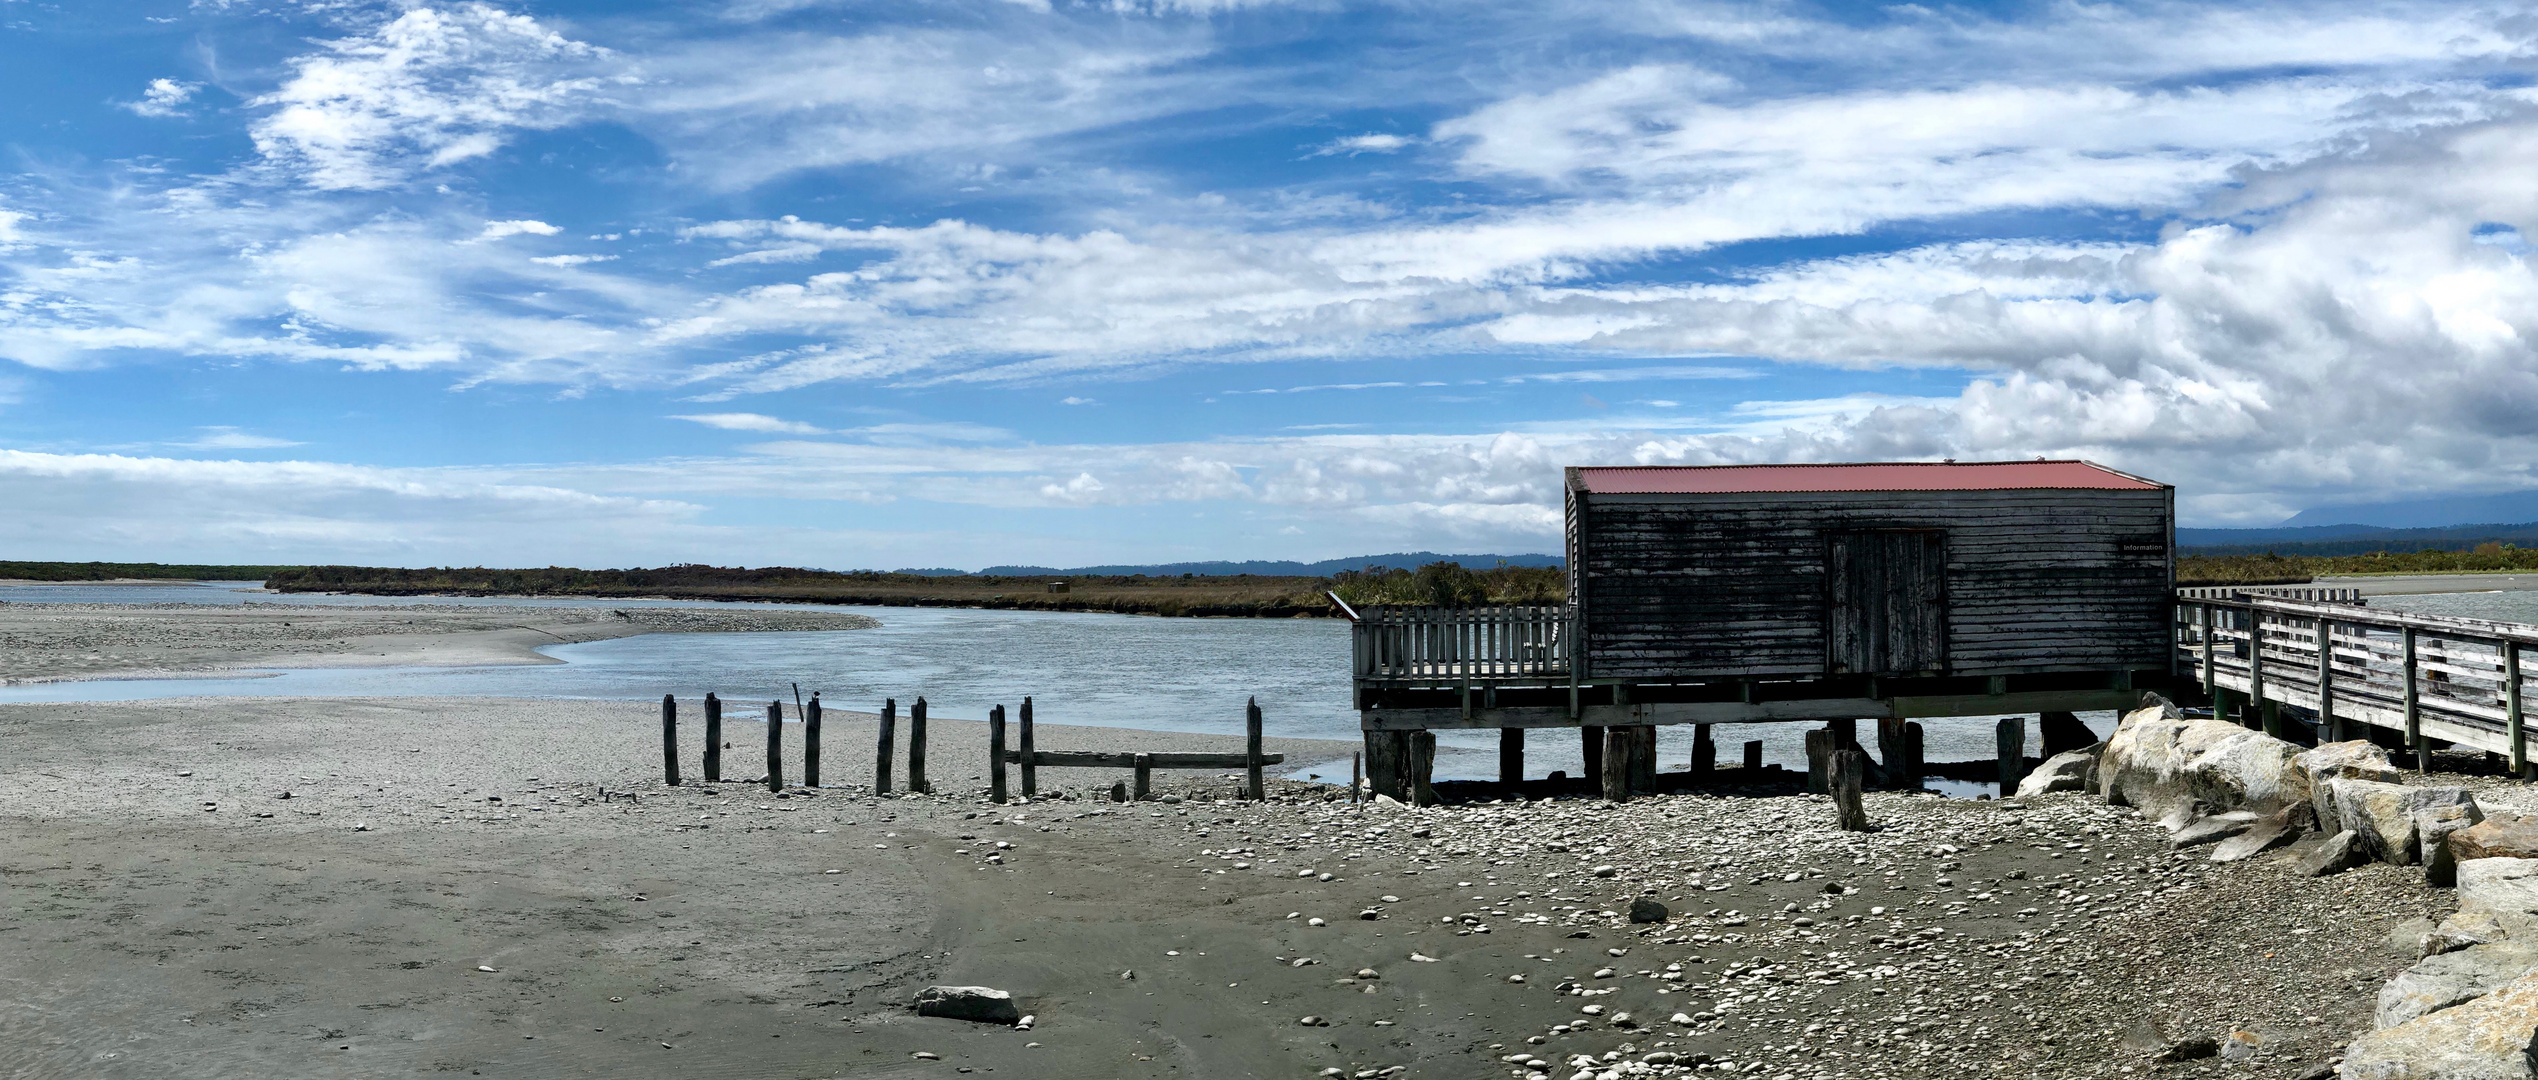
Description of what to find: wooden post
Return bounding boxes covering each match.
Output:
[1804,729,1832,794]
[1996,717,2025,795]
[2318,618,2340,742]
[1132,753,1152,801]
[1600,726,1631,802]
[1350,751,1362,803]
[1901,722,1926,787]
[1409,730,1438,807]
[2509,641,2528,780]
[1246,697,1266,801]
[1692,723,1716,774]
[1498,727,1524,787]
[989,704,1008,804]
[908,697,929,794]
[1581,725,1604,785]
[1364,730,1405,800]
[2404,627,2424,771]
[2247,607,2267,728]
[2200,603,2217,704]
[1828,718,1857,753]
[2259,698,2283,739]
[661,694,680,787]
[803,693,822,788]
[1831,748,1870,832]
[1019,697,1037,798]
[1743,739,1763,771]
[765,700,783,792]
[875,698,896,794]
[703,693,722,783]
[1631,725,1657,793]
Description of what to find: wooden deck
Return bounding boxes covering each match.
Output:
[2179,593,2534,769]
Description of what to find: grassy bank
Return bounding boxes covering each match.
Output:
[263,561,1567,617]
[2177,543,2538,585]
[0,560,302,582]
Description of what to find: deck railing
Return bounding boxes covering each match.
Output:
[2175,585,2365,604]
[1350,604,1572,680]
[2175,594,2534,767]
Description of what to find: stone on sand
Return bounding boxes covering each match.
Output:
[2098,700,2311,821]
[2015,744,2100,797]
[2209,803,2313,863]
[2294,830,2365,878]
[2320,778,2479,865]
[915,985,1022,1024]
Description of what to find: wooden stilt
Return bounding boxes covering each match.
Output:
[803,693,822,788]
[1743,739,1763,771]
[661,694,680,787]
[1132,753,1152,801]
[1409,730,1438,807]
[1019,697,1037,798]
[2260,699,2283,739]
[908,697,929,794]
[1692,723,1716,774]
[2318,617,2340,742]
[1804,729,1832,794]
[2404,627,2424,771]
[989,704,1008,804]
[1351,751,1362,803]
[875,698,896,794]
[703,693,721,783]
[765,700,783,792]
[1831,747,1870,831]
[1630,725,1657,792]
[1498,727,1524,787]
[1581,726,1603,786]
[1600,726,1631,802]
[2509,642,2528,780]
[1246,697,1265,801]
[1365,730,1405,800]
[1901,722,1926,787]
[1996,716,2025,795]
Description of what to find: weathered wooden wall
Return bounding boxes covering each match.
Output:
[1569,486,2173,679]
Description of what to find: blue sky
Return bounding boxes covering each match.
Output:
[4,0,2538,569]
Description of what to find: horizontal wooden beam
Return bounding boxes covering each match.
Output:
[1001,750,1282,769]
[1361,688,2146,731]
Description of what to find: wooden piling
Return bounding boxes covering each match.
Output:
[2509,642,2528,780]
[1630,725,1657,793]
[1245,698,1266,801]
[2259,699,2283,740]
[1409,730,1439,806]
[1831,748,1870,831]
[1132,753,1152,801]
[1996,716,2025,795]
[1692,723,1715,773]
[1351,751,1362,803]
[703,693,722,783]
[1581,726,1604,785]
[1600,726,1631,802]
[804,693,822,788]
[989,705,1009,804]
[875,698,896,794]
[1804,729,1832,794]
[1743,739,1763,771]
[766,700,783,792]
[2318,617,2340,742]
[1364,730,1406,800]
[1498,727,1524,787]
[1900,722,1926,788]
[1019,697,1037,798]
[2403,627,2424,771]
[661,694,680,787]
[909,697,929,794]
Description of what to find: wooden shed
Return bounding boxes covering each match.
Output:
[1346,459,2176,801]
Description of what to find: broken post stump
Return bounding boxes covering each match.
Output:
[1499,727,1524,787]
[1900,721,1926,789]
[989,704,1008,804]
[1019,697,1036,798]
[1409,730,1438,807]
[765,700,783,792]
[1832,747,1871,831]
[1743,739,1763,771]
[1364,730,1406,800]
[703,693,722,783]
[1581,726,1605,787]
[1996,716,2026,795]
[909,697,929,794]
[1246,697,1265,801]
[1630,725,1657,793]
[1692,723,1715,774]
[804,693,822,788]
[1351,751,1362,803]
[1601,726,1632,802]
[1804,729,1832,794]
[875,698,896,794]
[661,694,679,787]
[1132,753,1152,801]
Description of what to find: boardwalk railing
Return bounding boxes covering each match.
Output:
[2175,585,2366,604]
[1350,604,1572,680]
[2176,594,2533,772]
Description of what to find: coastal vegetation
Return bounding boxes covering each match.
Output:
[0,560,301,582]
[2176,542,2538,585]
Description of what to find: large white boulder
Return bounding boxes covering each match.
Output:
[2461,859,2538,916]
[2342,968,2538,1079]
[2320,779,2480,865]
[2015,743,2101,797]
[2099,701,2311,821]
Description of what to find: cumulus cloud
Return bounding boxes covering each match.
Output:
[1308,132,1414,157]
[671,412,826,434]
[123,78,202,119]
[478,219,561,239]
[175,427,304,450]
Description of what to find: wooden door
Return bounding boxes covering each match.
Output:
[1826,530,1948,676]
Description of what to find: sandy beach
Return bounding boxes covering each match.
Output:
[0,604,2498,1079]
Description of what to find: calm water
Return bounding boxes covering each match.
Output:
[0,578,2253,783]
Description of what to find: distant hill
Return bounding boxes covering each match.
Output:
[2180,522,2538,556]
[2280,490,2538,529]
[973,552,1562,577]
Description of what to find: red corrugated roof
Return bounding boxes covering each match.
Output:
[1574,460,2162,494]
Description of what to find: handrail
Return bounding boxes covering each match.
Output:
[2176,585,2364,604]
[1350,604,1573,680]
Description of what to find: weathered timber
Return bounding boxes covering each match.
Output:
[1409,730,1438,807]
[1019,697,1036,798]
[1692,723,1715,772]
[1132,754,1152,801]
[1359,688,2143,730]
[661,694,679,787]
[1365,730,1405,800]
[1630,725,1657,793]
[875,698,896,794]
[1600,726,1631,802]
[1000,750,1288,769]
[1831,748,1870,831]
[1580,726,1603,785]
[1500,727,1524,786]
[989,705,1008,805]
[1351,751,1362,804]
[766,700,783,792]
[804,693,822,788]
[908,697,929,794]
[1804,729,1832,794]
[1743,739,1763,770]
[703,693,722,783]
[1996,716,2025,794]
[1246,697,1265,801]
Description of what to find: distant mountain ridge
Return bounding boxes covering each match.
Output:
[2282,489,2538,529]
[2180,521,2538,556]
[953,552,1563,577]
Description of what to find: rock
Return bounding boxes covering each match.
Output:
[1592,865,1618,878]
[2099,701,2312,821]
[915,985,1021,1024]
[1628,898,1669,924]
[2294,830,2366,877]
[2321,779,2478,865]
[2454,813,2538,863]
[2211,803,2315,863]
[2459,858,2538,915]
[2220,1029,2261,1061]
[2292,740,2402,793]
[1298,1015,1327,1027]
[2016,745,2100,797]
[2378,940,2538,1029]
[2424,911,2513,958]
[2169,810,2262,849]
[2343,968,2538,1079]
[1610,1011,1638,1028]
[2157,1035,2220,1062]
[2426,805,2488,887]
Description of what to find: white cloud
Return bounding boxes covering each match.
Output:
[123,78,202,119]
[671,412,826,434]
[175,426,304,450]
[479,219,562,239]
[1060,396,1095,405]
[248,4,627,190]
[1307,132,1414,157]
[530,253,617,266]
